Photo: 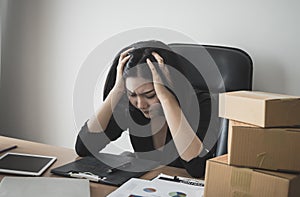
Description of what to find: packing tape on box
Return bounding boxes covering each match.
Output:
[256,130,285,168]
[230,168,252,193]
[256,152,267,168]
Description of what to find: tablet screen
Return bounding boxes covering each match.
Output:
[0,152,56,176]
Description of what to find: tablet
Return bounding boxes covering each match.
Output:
[0,152,56,176]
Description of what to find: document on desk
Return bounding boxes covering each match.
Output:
[0,177,90,197]
[108,174,204,197]
[51,153,160,186]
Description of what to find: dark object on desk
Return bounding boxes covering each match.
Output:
[0,152,56,176]
[158,176,204,187]
[51,153,159,186]
[0,145,17,154]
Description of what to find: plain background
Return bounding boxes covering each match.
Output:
[0,0,299,153]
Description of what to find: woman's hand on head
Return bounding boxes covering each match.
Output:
[113,47,133,93]
[146,53,175,103]
[151,52,174,88]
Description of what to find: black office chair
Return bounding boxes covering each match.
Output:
[168,43,253,156]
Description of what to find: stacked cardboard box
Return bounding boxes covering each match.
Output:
[204,155,300,197]
[204,91,300,197]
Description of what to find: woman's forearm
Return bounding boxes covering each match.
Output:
[160,96,203,162]
[87,89,124,133]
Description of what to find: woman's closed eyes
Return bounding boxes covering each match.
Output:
[145,93,156,99]
[127,89,156,99]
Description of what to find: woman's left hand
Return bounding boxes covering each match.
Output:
[146,52,175,102]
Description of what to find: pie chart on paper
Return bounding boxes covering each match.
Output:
[168,191,187,197]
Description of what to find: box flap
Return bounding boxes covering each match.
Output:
[285,128,300,132]
[209,154,228,164]
[224,91,300,101]
[253,169,299,180]
[234,126,300,133]
[211,155,300,181]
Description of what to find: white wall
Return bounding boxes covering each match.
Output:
[0,0,8,83]
[0,0,299,149]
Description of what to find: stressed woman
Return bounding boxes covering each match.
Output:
[75,40,215,177]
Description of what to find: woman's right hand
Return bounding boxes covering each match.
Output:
[113,47,133,93]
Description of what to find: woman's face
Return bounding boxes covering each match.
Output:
[125,77,160,118]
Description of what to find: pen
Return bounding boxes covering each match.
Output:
[69,171,107,182]
[158,176,180,182]
[158,176,205,187]
[106,161,131,173]
[0,145,18,154]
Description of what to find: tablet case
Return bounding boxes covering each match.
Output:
[51,153,160,186]
[0,152,56,176]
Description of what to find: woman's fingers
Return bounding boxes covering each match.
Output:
[120,55,131,66]
[117,48,133,75]
[151,52,164,66]
[114,48,134,92]
[151,52,174,88]
[119,47,134,62]
[146,58,161,84]
[116,55,130,79]
[147,58,173,102]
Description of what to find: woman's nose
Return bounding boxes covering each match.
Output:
[136,96,147,109]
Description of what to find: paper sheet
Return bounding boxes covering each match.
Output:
[108,174,204,197]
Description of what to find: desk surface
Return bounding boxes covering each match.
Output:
[0,136,193,197]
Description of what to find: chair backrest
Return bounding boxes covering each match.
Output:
[168,43,253,156]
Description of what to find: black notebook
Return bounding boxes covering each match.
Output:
[51,153,159,186]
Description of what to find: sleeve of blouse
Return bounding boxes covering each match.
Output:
[75,107,126,157]
[179,91,217,178]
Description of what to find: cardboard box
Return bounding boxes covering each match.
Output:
[204,155,300,197]
[227,120,257,156]
[219,91,300,127]
[228,125,300,172]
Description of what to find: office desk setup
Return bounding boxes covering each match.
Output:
[0,136,193,197]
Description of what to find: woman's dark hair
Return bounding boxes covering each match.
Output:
[122,48,155,82]
[102,40,187,124]
[122,47,181,91]
[103,40,184,100]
